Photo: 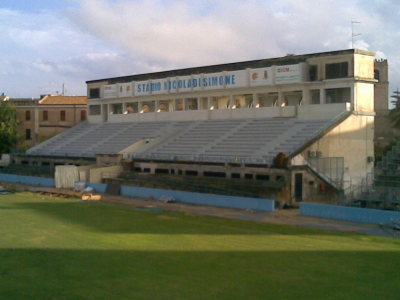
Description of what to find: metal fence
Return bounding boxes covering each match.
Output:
[341,184,400,211]
[102,172,286,199]
[307,157,344,190]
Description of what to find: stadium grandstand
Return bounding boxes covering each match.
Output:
[344,141,400,210]
[14,48,384,206]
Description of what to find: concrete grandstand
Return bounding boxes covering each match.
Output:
[19,48,381,206]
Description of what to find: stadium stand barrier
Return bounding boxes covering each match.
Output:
[300,203,400,225]
[83,181,275,212]
[0,174,55,187]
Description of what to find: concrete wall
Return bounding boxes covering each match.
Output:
[89,165,123,183]
[76,164,97,182]
[354,54,375,80]
[0,174,55,187]
[298,103,350,120]
[301,113,374,186]
[375,110,399,147]
[93,105,296,124]
[83,181,275,212]
[300,202,400,225]
[354,82,374,112]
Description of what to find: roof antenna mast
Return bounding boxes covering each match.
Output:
[62,81,66,96]
[351,21,361,49]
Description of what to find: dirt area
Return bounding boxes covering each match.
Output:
[2,182,398,238]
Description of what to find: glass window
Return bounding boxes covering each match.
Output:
[111,104,123,114]
[26,129,31,140]
[60,110,66,121]
[25,110,31,121]
[43,110,48,121]
[89,105,101,115]
[125,102,138,114]
[325,88,351,104]
[89,88,100,99]
[326,62,348,79]
[374,69,380,80]
[309,65,318,81]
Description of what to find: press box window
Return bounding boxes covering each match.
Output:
[325,62,348,79]
[89,105,101,115]
[309,65,318,81]
[89,88,100,99]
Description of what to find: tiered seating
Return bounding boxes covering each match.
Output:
[27,116,338,162]
[145,119,247,156]
[91,121,170,154]
[203,118,295,157]
[349,141,400,210]
[27,122,100,156]
[374,141,400,186]
[268,119,332,156]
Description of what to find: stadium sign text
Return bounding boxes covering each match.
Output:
[102,64,303,99]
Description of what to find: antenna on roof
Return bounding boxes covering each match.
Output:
[62,81,66,96]
[351,21,361,48]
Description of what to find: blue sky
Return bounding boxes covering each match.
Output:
[1,0,399,106]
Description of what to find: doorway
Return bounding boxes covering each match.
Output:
[295,173,303,202]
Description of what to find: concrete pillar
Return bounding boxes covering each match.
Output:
[278,90,285,106]
[320,88,326,104]
[302,87,310,105]
[229,95,235,109]
[253,93,259,107]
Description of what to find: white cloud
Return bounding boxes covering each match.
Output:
[1,0,400,100]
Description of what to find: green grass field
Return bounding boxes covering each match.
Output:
[0,192,399,299]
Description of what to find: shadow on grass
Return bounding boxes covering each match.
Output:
[0,249,399,300]
[5,200,378,237]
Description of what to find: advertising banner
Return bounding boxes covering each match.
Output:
[250,67,273,86]
[103,84,118,99]
[275,64,301,84]
[118,83,133,97]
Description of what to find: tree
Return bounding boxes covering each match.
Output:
[0,101,19,154]
[389,89,400,129]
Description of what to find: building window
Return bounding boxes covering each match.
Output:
[325,88,351,104]
[26,129,31,140]
[325,62,348,79]
[374,69,380,80]
[43,110,48,121]
[81,110,86,121]
[111,103,123,114]
[310,90,320,105]
[60,110,66,121]
[89,105,101,116]
[244,173,253,180]
[89,88,100,99]
[309,65,318,81]
[25,110,31,121]
[256,174,270,181]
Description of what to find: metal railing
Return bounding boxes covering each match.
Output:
[307,157,344,190]
[102,172,287,199]
[342,184,400,210]
[0,164,55,177]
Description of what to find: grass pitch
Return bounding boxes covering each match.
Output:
[0,192,399,299]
